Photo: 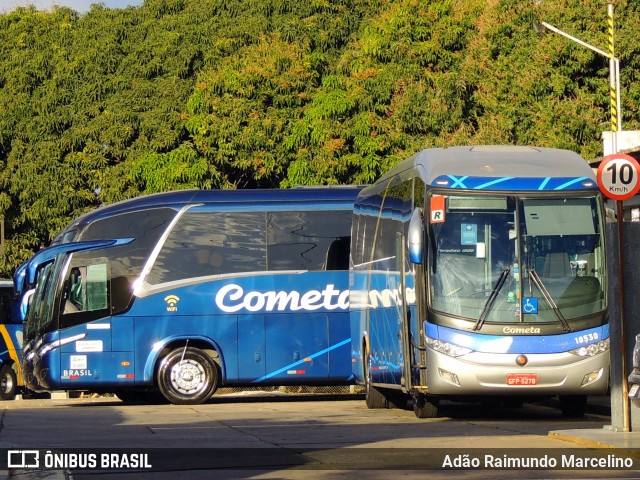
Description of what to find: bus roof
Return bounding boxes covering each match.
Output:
[377,145,596,187]
[56,186,364,241]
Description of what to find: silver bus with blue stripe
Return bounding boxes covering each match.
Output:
[350,146,609,418]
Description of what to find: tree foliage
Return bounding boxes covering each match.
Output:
[1,0,640,275]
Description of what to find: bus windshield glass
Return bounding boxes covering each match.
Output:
[429,194,606,326]
[24,260,60,340]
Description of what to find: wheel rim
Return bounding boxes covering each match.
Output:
[2,372,13,394]
[169,359,207,395]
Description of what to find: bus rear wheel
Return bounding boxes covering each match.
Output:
[157,347,218,405]
[0,365,17,401]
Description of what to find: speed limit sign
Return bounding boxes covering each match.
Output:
[597,153,640,201]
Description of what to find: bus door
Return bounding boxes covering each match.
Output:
[56,240,135,388]
[397,231,416,392]
[57,261,115,387]
[406,208,429,391]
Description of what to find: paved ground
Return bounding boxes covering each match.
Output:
[0,392,638,479]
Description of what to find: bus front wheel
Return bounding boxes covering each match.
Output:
[157,347,218,405]
[412,393,439,418]
[365,372,387,409]
[0,365,17,401]
[363,344,386,409]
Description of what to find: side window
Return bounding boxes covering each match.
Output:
[60,260,109,329]
[67,268,84,312]
[82,208,178,313]
[64,264,108,314]
[325,237,350,271]
[148,211,266,284]
[266,210,352,271]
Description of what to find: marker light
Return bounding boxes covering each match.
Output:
[438,368,460,386]
[581,369,602,386]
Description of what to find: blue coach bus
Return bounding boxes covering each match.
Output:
[350,146,609,418]
[5,239,134,401]
[22,187,359,404]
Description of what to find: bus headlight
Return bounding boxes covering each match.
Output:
[425,337,472,358]
[569,339,610,357]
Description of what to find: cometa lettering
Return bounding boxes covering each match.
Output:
[214,284,417,313]
[216,284,349,313]
[502,326,541,334]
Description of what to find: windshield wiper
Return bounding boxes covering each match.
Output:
[528,269,572,332]
[473,267,510,331]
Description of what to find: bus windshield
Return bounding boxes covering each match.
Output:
[429,194,606,326]
[24,259,61,340]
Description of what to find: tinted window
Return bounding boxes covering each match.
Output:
[80,208,176,243]
[81,208,177,310]
[59,261,111,329]
[148,211,266,284]
[267,211,352,271]
[147,208,353,284]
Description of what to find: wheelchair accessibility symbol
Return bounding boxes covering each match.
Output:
[523,297,538,314]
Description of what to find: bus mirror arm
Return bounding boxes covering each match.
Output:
[408,207,424,264]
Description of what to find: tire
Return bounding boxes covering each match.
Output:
[157,347,218,405]
[559,395,587,418]
[0,365,17,401]
[412,393,439,418]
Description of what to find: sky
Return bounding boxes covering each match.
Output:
[0,0,144,14]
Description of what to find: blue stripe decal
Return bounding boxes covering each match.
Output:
[448,175,469,188]
[431,175,596,191]
[554,177,588,190]
[252,338,351,382]
[474,177,514,189]
[538,178,551,190]
[425,323,608,354]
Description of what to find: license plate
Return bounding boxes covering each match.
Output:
[506,373,538,386]
[629,384,640,398]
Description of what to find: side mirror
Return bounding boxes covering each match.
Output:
[407,207,423,264]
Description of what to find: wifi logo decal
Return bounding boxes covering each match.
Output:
[164,294,180,312]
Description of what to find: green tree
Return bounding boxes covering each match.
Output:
[1,0,640,277]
